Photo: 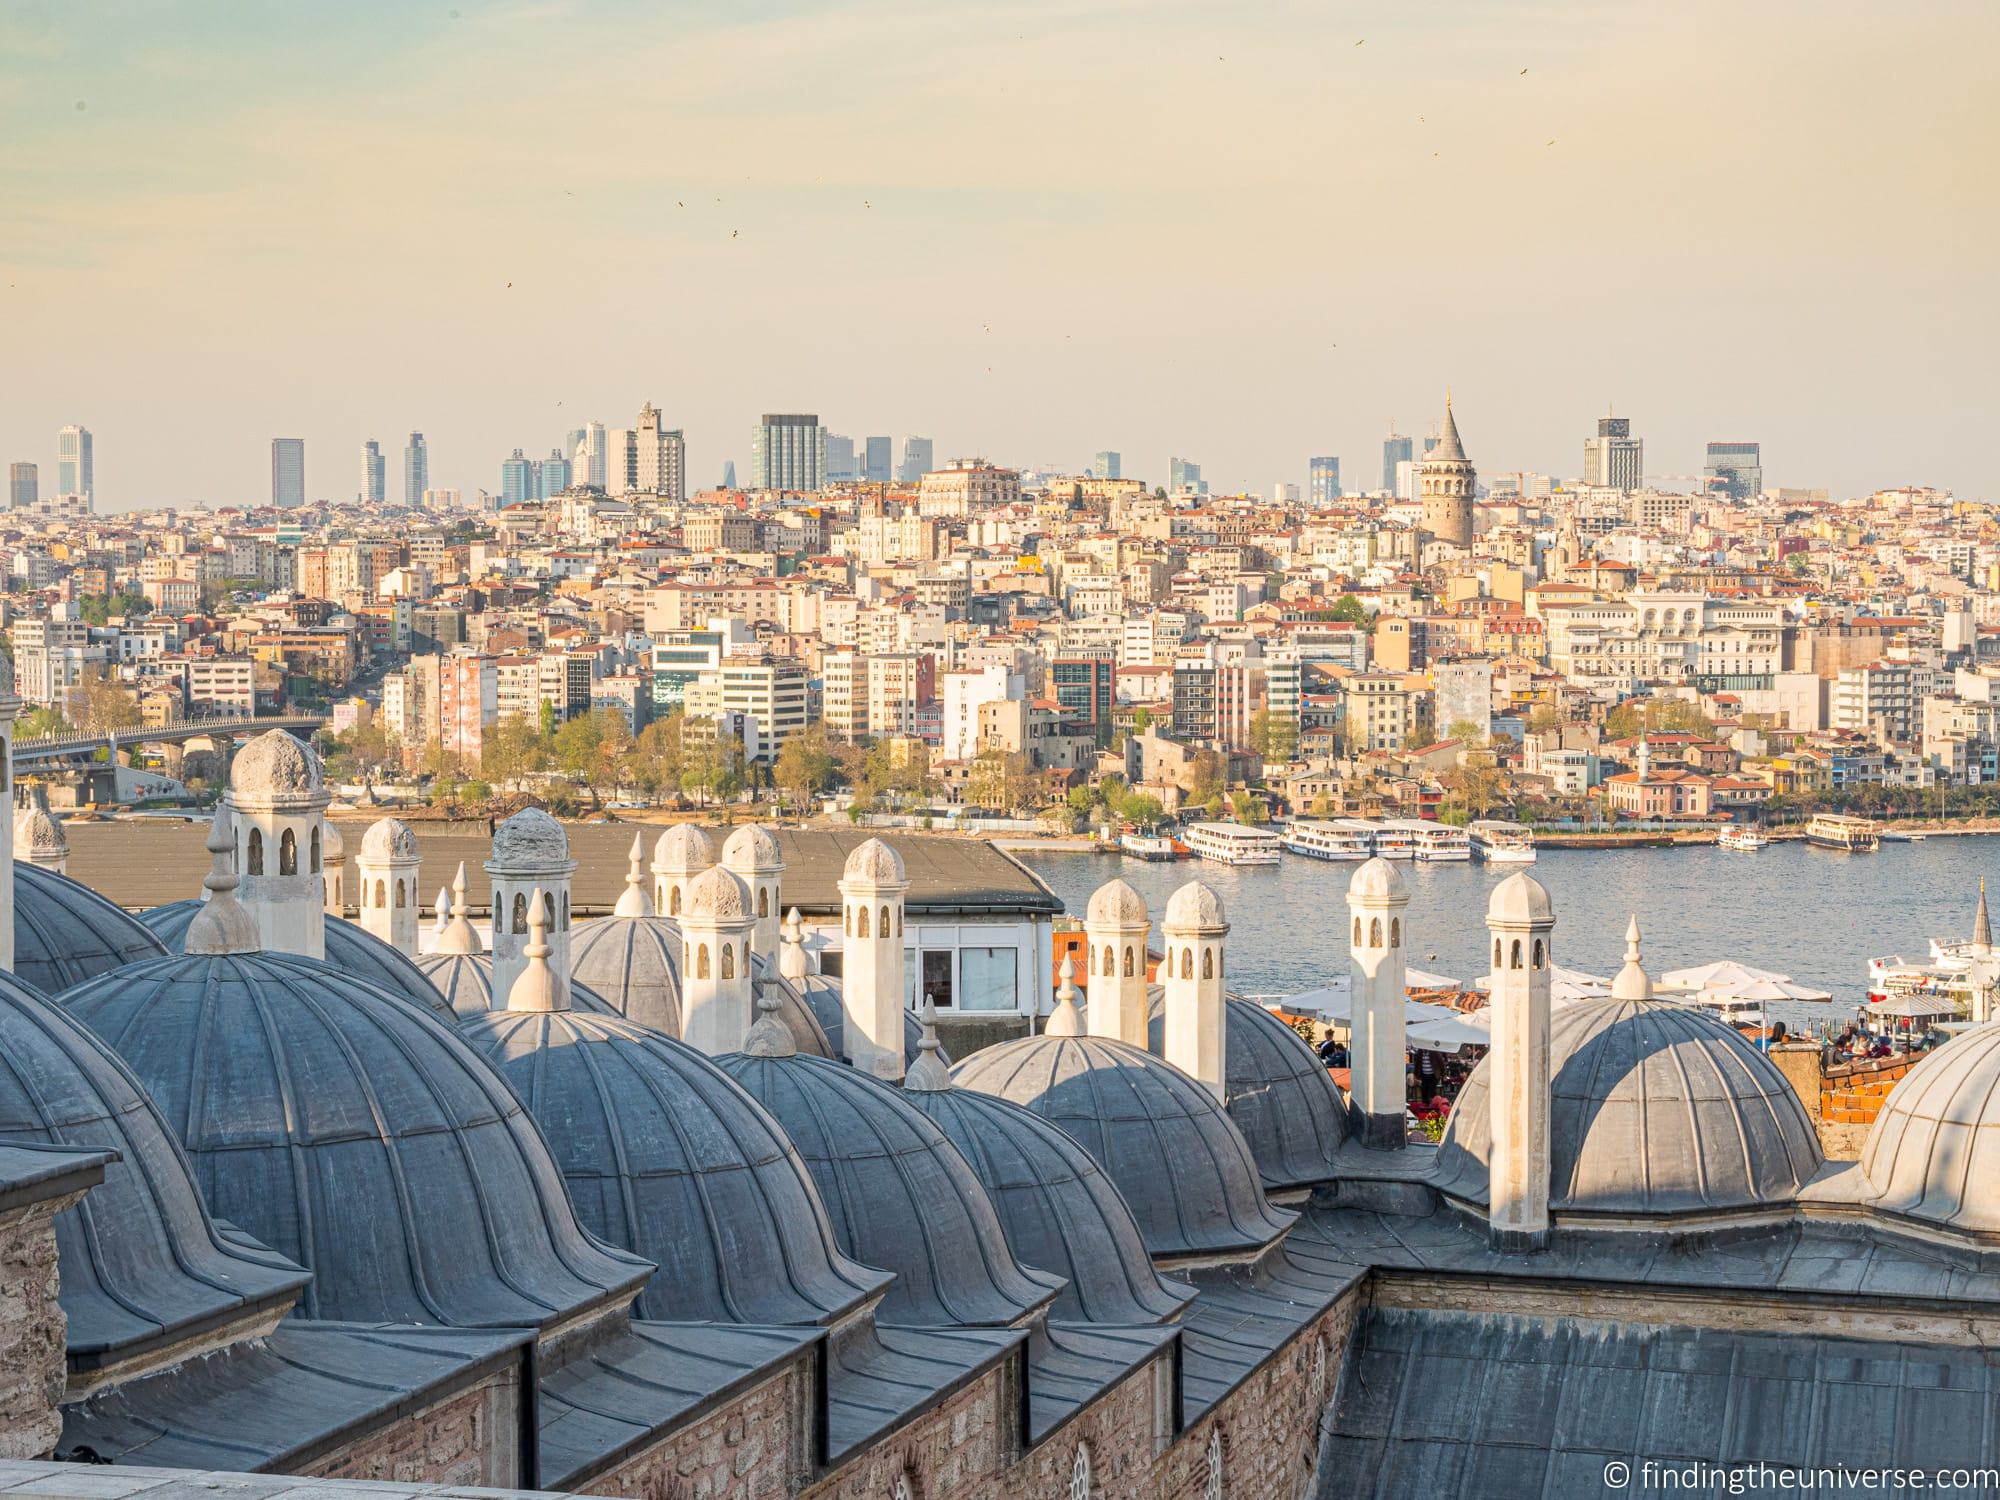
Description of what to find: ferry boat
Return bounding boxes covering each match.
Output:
[1864,956,1973,1018]
[1412,824,1473,862]
[1716,826,1768,852]
[1117,831,1180,861]
[1372,820,1425,860]
[1806,813,1881,853]
[1182,822,1282,866]
[1468,819,1537,864]
[1280,818,1374,861]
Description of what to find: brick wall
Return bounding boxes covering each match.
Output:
[0,1199,71,1462]
[583,1357,812,1500]
[802,1361,1011,1500]
[304,1365,520,1489]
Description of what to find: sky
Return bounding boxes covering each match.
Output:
[1,0,1995,510]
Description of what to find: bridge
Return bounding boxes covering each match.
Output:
[12,714,328,765]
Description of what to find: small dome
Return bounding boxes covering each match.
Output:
[721,824,782,871]
[59,950,650,1328]
[718,1052,1060,1327]
[1487,869,1553,927]
[1346,857,1406,903]
[488,806,571,869]
[904,1084,1193,1325]
[229,730,324,802]
[14,865,168,995]
[321,820,346,859]
[1433,998,1822,1219]
[570,913,684,1034]
[1859,1024,2000,1236]
[653,823,716,871]
[951,1034,1295,1260]
[1085,879,1149,927]
[359,817,418,862]
[1162,879,1226,932]
[0,969,308,1366]
[15,802,66,857]
[140,898,455,1021]
[461,1008,889,1325]
[685,864,751,923]
[841,836,905,885]
[1147,994,1349,1192]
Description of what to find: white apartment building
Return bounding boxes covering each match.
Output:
[686,658,808,763]
[183,657,256,716]
[941,663,1023,763]
[1832,660,1919,747]
[1542,593,1783,696]
[917,461,1021,519]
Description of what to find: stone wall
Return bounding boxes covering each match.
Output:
[582,1358,811,1500]
[801,1360,1012,1500]
[304,1365,521,1489]
[1770,1040,1915,1160]
[0,1199,71,1462]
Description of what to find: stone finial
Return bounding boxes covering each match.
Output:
[740,978,797,1059]
[1611,914,1653,1003]
[613,833,653,918]
[504,887,564,1013]
[185,806,262,956]
[1045,955,1083,1037]
[434,862,481,956]
[904,995,952,1092]
[778,907,808,982]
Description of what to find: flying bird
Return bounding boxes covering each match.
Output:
[1354,38,1364,45]
[1520,68,1529,74]
[731,229,739,238]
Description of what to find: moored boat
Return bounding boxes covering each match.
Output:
[1281,819,1374,861]
[1413,824,1472,862]
[1468,819,1536,864]
[1717,826,1767,852]
[1183,822,1282,866]
[1806,813,1880,852]
[1118,831,1180,861]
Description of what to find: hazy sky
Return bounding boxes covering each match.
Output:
[2,0,1995,509]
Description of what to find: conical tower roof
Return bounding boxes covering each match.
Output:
[1431,393,1466,463]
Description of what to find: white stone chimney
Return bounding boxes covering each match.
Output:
[1484,871,1555,1252]
[355,817,421,956]
[652,824,716,918]
[721,825,784,964]
[1084,878,1151,1048]
[0,664,19,970]
[485,808,576,1009]
[226,730,332,961]
[1346,857,1411,1149]
[679,865,757,1055]
[1161,880,1228,1101]
[14,785,68,876]
[837,837,908,1083]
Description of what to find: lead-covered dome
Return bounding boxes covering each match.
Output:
[460,1007,889,1325]
[359,817,418,862]
[229,730,323,802]
[569,913,685,1035]
[1858,1023,2000,1237]
[717,1051,1059,1327]
[489,806,570,868]
[794,973,938,1068]
[0,970,307,1370]
[1433,998,1821,1220]
[1085,879,1149,926]
[721,824,781,869]
[58,950,650,1328]
[15,864,168,995]
[951,1034,1296,1260]
[842,837,905,885]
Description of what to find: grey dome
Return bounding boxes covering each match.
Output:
[140,898,454,1020]
[58,951,650,1329]
[359,817,418,862]
[1146,994,1348,1191]
[1433,998,1822,1219]
[489,806,570,869]
[460,1008,889,1325]
[950,1034,1296,1261]
[716,1052,1061,1328]
[0,970,307,1367]
[229,730,323,802]
[15,864,168,995]
[795,974,941,1069]
[413,948,616,1021]
[903,1084,1193,1325]
[1859,1022,2000,1235]
[569,913,684,1034]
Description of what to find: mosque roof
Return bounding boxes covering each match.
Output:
[14,864,168,997]
[794,974,940,1068]
[1858,1021,2000,1236]
[569,913,685,1034]
[1085,878,1149,926]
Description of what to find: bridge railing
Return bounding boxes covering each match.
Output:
[12,714,327,754]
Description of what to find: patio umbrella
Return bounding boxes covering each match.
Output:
[1404,967,1461,991]
[1868,992,1961,1020]
[1692,975,1832,1006]
[1658,959,1795,994]
[1406,1014,1491,1051]
[1471,965,1611,1004]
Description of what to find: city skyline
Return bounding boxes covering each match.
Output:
[3,1,1995,507]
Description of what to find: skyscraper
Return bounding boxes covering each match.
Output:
[1092,451,1122,481]
[721,460,738,490]
[57,425,92,499]
[1705,441,1763,502]
[539,447,572,499]
[362,440,386,503]
[1308,456,1341,507]
[1417,396,1475,549]
[271,438,305,507]
[823,433,858,482]
[753,414,824,491]
[404,432,429,506]
[500,449,535,505]
[1583,414,1643,492]
[574,421,607,490]
[1168,456,1205,495]
[898,436,934,483]
[864,436,892,484]
[1382,428,1413,493]
[9,462,37,509]
[609,404,685,500]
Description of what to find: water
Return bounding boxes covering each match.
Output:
[1018,838,2000,1030]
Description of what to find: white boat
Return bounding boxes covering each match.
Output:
[1468,819,1537,864]
[1412,824,1472,862]
[1716,826,1767,852]
[1373,820,1424,860]
[1118,831,1179,861]
[1281,819,1374,861]
[1806,813,1880,852]
[1183,822,1282,866]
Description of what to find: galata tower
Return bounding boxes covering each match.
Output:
[1418,394,1476,549]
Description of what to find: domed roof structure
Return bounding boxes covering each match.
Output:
[460,1007,890,1325]
[320,819,345,859]
[570,911,685,1035]
[793,973,939,1069]
[359,817,418,862]
[1858,1023,2000,1236]
[685,864,750,922]
[14,863,168,996]
[721,824,782,870]
[1487,870,1554,926]
[15,791,66,860]
[0,968,308,1368]
[1146,993,1348,1192]
[1163,880,1226,930]
[718,1026,1060,1328]
[488,806,571,869]
[229,730,324,803]
[654,823,716,870]
[951,1033,1296,1261]
[1433,998,1822,1220]
[842,836,905,885]
[1346,856,1406,902]
[140,896,455,1021]
[1085,879,1149,926]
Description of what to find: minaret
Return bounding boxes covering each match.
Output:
[355,817,421,955]
[837,837,908,1082]
[0,657,19,970]
[1346,857,1412,1149]
[1161,880,1228,1101]
[503,888,563,1014]
[1418,393,1476,550]
[225,729,332,960]
[485,807,577,1008]
[1045,954,1084,1037]
[1611,914,1652,1003]
[679,864,756,1056]
[1970,882,1996,1025]
[434,863,481,956]
[14,786,68,875]
[1084,878,1151,1047]
[1484,871,1555,1253]
[722,825,784,963]
[652,824,716,918]
[321,819,347,916]
[778,907,809,983]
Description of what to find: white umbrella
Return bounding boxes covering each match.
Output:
[1658,959,1795,994]
[1406,1015,1491,1051]
[1278,981,1352,1019]
[1472,965,1611,1004]
[1405,967,1461,991]
[1693,975,1832,1006]
[1868,993,1960,1020]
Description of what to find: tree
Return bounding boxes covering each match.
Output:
[1229,789,1268,825]
[1525,705,1565,735]
[18,706,66,740]
[1604,697,1715,740]
[1122,793,1164,830]
[324,721,397,782]
[1186,749,1225,809]
[1131,707,1153,735]
[552,707,632,810]
[78,591,151,627]
[629,714,688,803]
[64,668,142,736]
[480,714,547,791]
[1441,755,1504,824]
[775,724,835,810]
[1248,708,1299,764]
[1329,594,1372,629]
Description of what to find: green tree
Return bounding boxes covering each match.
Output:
[78,591,152,627]
[1604,697,1715,740]
[1446,718,1487,747]
[775,724,835,810]
[1131,707,1153,734]
[1229,788,1268,824]
[1122,793,1164,830]
[481,714,547,791]
[1329,594,1372,629]
[1186,749,1225,809]
[1248,708,1299,763]
[64,668,142,735]
[628,714,688,803]
[18,706,66,739]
